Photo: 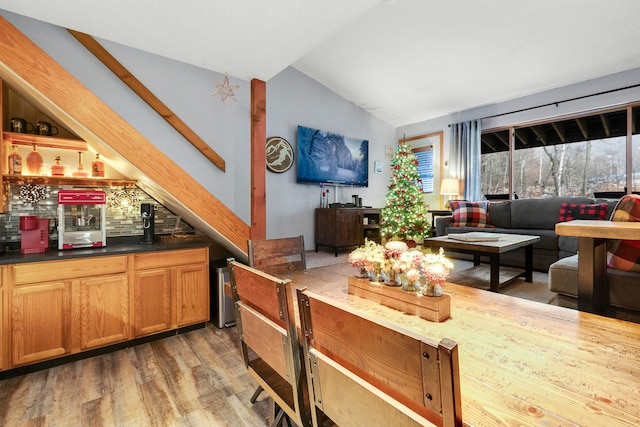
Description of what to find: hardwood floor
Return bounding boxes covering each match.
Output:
[0,325,271,426]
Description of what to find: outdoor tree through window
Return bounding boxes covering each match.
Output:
[481,107,636,199]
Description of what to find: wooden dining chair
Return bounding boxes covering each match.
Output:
[227,258,311,427]
[297,288,463,427]
[248,235,307,275]
[245,235,307,406]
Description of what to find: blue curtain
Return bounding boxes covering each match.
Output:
[449,120,482,201]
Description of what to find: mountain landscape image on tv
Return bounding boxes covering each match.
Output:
[296,125,369,187]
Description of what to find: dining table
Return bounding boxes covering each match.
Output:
[555,219,640,314]
[276,262,640,427]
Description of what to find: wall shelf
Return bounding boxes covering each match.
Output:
[3,132,88,151]
[2,174,136,187]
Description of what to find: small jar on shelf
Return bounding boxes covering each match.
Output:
[26,144,43,175]
[72,151,88,178]
[51,156,65,176]
[8,144,22,175]
[91,153,104,177]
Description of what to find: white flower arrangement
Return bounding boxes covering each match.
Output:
[348,241,453,294]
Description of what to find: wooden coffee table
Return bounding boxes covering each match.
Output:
[423,233,540,292]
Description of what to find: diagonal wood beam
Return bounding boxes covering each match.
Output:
[67,29,226,172]
[599,114,611,137]
[551,122,566,142]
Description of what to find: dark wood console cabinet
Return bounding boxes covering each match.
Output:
[315,208,382,256]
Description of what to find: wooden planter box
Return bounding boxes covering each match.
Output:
[347,276,451,322]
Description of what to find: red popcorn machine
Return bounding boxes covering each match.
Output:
[57,190,107,249]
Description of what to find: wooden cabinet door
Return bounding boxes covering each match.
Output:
[0,288,6,370]
[12,282,71,366]
[336,209,364,246]
[133,269,172,337]
[175,264,209,326]
[79,274,129,350]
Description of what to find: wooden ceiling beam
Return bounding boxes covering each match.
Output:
[575,118,589,139]
[531,126,547,145]
[551,122,566,142]
[599,114,611,137]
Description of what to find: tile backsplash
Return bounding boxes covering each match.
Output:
[1,184,194,246]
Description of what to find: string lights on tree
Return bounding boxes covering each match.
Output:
[380,143,429,242]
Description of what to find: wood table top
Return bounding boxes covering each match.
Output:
[425,233,540,253]
[555,219,640,239]
[282,262,640,427]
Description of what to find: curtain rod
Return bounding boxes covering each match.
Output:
[448,82,640,126]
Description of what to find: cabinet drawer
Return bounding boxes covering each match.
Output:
[13,255,128,285]
[134,248,208,270]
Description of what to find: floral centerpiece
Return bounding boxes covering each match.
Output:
[348,240,453,295]
[395,249,425,291]
[348,238,384,280]
[382,240,408,285]
[422,248,454,296]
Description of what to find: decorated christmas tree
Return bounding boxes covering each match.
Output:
[380,143,429,241]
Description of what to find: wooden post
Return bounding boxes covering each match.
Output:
[251,79,266,240]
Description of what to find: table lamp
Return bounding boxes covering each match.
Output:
[440,178,459,208]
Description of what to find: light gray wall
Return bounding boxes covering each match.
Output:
[3,10,394,251]
[398,67,640,174]
[266,67,394,246]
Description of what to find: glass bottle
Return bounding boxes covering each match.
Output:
[26,144,43,175]
[91,153,104,177]
[8,145,22,175]
[51,156,65,176]
[72,151,88,178]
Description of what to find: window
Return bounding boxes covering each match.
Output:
[482,107,637,198]
[412,146,434,193]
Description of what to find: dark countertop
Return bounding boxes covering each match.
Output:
[0,236,211,265]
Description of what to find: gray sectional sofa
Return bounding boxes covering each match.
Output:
[435,197,618,271]
[436,196,640,323]
[548,255,640,323]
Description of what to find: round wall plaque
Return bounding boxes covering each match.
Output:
[266,136,294,173]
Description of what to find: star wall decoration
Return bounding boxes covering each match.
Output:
[212,74,239,104]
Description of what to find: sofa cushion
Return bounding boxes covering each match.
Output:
[450,200,491,228]
[487,201,511,228]
[549,254,640,311]
[607,195,640,272]
[558,202,609,222]
[511,197,595,230]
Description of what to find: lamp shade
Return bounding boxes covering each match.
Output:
[440,178,459,195]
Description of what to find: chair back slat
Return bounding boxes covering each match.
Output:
[227,258,311,427]
[298,288,462,427]
[239,303,288,379]
[249,235,306,274]
[231,261,288,328]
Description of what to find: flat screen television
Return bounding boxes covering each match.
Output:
[296,125,369,187]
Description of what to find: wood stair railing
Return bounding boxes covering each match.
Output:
[0,16,250,255]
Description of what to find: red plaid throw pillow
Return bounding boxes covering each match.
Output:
[450,200,491,228]
[607,195,640,272]
[558,203,609,222]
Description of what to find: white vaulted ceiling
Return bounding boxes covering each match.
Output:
[2,0,640,127]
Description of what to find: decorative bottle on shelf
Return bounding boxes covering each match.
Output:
[8,145,22,175]
[91,153,105,177]
[72,151,88,178]
[26,144,43,175]
[51,156,65,176]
